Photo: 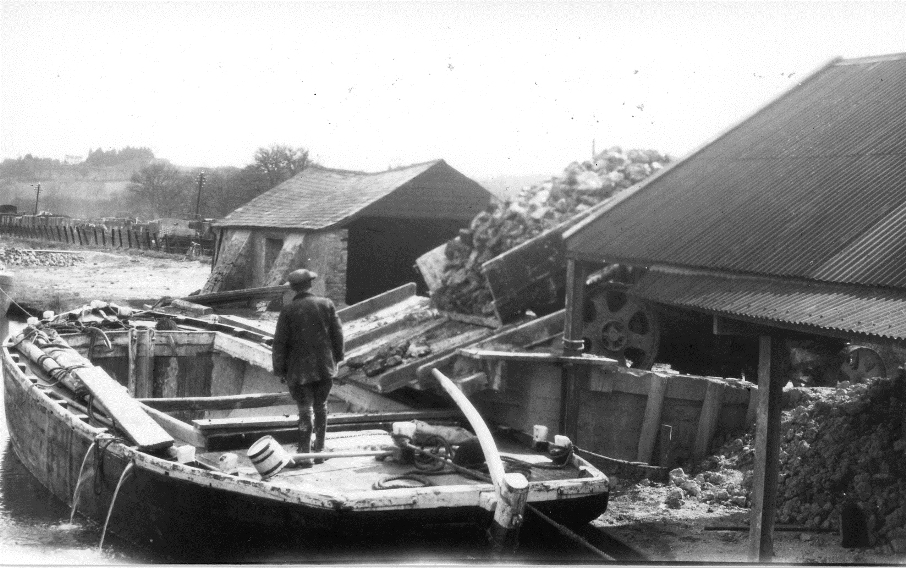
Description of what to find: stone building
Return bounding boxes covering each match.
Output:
[204,160,492,306]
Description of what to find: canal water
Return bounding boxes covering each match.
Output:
[0,323,597,563]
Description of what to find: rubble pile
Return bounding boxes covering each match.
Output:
[0,247,84,268]
[699,374,906,543]
[433,147,670,315]
[345,340,432,377]
[662,467,751,510]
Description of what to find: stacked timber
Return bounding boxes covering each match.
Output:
[433,147,669,316]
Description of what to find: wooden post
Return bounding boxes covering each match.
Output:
[637,373,668,463]
[126,229,133,249]
[101,228,106,247]
[748,335,785,561]
[693,381,726,461]
[562,258,588,355]
[127,328,137,396]
[431,368,529,553]
[134,329,154,398]
[560,258,588,441]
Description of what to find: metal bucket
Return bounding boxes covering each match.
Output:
[247,435,292,479]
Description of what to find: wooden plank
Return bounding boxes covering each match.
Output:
[636,373,668,463]
[360,325,493,394]
[212,333,272,371]
[192,408,462,431]
[169,298,214,316]
[140,403,207,448]
[458,348,617,366]
[138,392,295,411]
[331,381,412,413]
[72,366,173,451]
[414,244,447,293]
[693,380,726,461]
[183,285,289,307]
[442,311,500,329]
[337,282,417,321]
[748,335,785,562]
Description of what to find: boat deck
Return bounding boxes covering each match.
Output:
[197,429,584,491]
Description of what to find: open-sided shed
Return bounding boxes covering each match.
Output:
[561,53,906,560]
[204,160,492,305]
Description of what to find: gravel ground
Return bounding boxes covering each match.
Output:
[0,235,211,315]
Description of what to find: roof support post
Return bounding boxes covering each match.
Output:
[562,257,587,355]
[748,334,786,561]
[560,258,588,440]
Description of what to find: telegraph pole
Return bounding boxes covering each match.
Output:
[32,183,41,215]
[195,172,205,219]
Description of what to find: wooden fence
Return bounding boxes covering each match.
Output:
[0,223,215,257]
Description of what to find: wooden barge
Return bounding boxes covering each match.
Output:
[1,304,609,557]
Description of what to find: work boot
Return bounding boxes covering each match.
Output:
[313,420,327,464]
[295,425,313,469]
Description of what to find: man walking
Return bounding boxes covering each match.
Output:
[272,269,344,467]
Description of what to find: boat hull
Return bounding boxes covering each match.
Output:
[3,347,608,556]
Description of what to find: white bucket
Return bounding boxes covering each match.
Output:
[532,424,550,444]
[247,436,291,479]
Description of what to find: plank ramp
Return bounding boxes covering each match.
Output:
[73,366,174,451]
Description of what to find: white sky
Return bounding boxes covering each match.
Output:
[1,1,905,178]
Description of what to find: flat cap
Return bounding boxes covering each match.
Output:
[287,268,318,285]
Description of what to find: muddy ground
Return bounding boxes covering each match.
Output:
[2,235,903,563]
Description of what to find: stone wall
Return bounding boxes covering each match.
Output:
[206,227,348,305]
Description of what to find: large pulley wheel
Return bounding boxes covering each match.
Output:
[582,283,660,369]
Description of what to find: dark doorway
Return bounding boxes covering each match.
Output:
[345,216,465,305]
[264,237,283,273]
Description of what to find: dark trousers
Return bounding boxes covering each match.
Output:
[290,377,333,436]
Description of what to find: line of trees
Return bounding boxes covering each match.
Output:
[0,144,314,220]
[127,144,313,218]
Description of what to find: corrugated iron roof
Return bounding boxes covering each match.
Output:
[215,160,491,230]
[566,53,906,290]
[633,266,906,341]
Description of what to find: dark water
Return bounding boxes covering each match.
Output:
[0,330,601,563]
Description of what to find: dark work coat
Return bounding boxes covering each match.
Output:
[272,292,344,388]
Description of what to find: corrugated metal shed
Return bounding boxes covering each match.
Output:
[215,160,491,230]
[633,266,906,341]
[566,53,906,289]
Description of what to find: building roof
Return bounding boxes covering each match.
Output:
[632,266,906,341]
[566,53,906,290]
[215,160,491,230]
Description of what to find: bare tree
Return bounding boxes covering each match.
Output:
[128,163,193,217]
[253,145,312,188]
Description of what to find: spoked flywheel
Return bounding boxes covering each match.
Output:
[582,282,660,369]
